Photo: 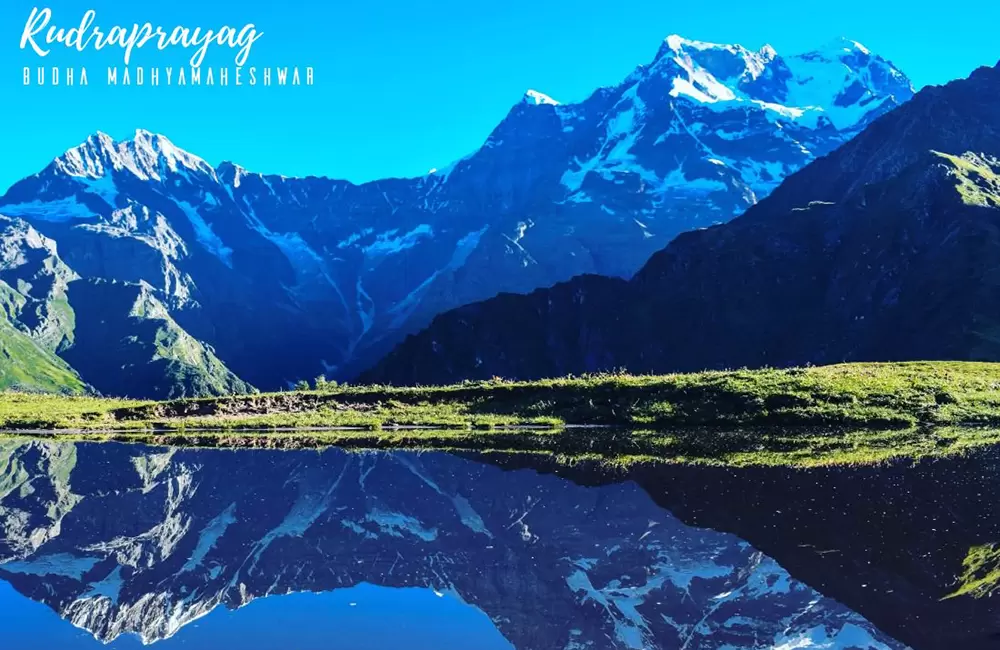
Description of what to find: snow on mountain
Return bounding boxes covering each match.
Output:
[523,89,560,105]
[654,35,912,130]
[54,129,215,183]
[0,34,914,393]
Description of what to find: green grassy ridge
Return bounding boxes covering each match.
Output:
[2,361,1000,431]
[0,319,86,395]
[108,361,1000,430]
[2,362,1000,467]
[945,544,1000,600]
[936,150,1000,208]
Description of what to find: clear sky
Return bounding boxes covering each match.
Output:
[2,0,999,192]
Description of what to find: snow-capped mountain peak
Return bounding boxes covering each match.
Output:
[649,34,912,131]
[658,35,778,83]
[780,39,914,129]
[131,129,214,177]
[52,132,117,179]
[817,35,872,56]
[759,43,778,58]
[523,89,560,106]
[53,129,215,183]
[215,160,250,188]
[655,36,787,108]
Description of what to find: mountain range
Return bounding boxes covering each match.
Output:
[364,57,1000,384]
[0,35,911,397]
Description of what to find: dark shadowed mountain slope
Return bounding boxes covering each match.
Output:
[362,61,1000,385]
[60,279,252,399]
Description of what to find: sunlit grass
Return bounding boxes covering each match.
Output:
[944,544,1000,600]
[4,361,1000,467]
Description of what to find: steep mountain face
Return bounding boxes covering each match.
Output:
[363,61,1000,385]
[0,35,911,394]
[0,441,904,649]
[61,280,252,399]
[0,216,85,393]
[0,206,248,397]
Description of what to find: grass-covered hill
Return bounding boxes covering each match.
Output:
[0,319,86,394]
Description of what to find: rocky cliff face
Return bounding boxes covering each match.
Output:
[363,61,1000,385]
[0,35,911,396]
[0,215,86,393]
[0,441,903,649]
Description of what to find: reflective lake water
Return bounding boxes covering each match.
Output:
[0,438,995,649]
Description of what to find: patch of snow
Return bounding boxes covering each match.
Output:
[772,622,895,649]
[174,201,233,267]
[337,228,374,249]
[181,504,237,573]
[524,89,560,106]
[659,165,728,193]
[653,34,910,134]
[363,510,437,541]
[75,173,119,208]
[249,461,350,568]
[387,225,488,327]
[393,455,444,493]
[781,41,911,130]
[82,565,124,604]
[566,569,648,649]
[657,555,732,591]
[356,278,374,338]
[363,224,434,257]
[560,83,649,193]
[713,126,750,141]
[340,519,377,539]
[0,198,96,222]
[452,495,492,538]
[737,159,790,194]
[664,42,738,104]
[0,553,101,578]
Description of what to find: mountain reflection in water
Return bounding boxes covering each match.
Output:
[559,447,1000,650]
[0,579,513,649]
[0,439,906,649]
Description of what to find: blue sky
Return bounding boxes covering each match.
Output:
[1,0,999,192]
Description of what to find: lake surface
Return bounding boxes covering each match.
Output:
[0,438,994,649]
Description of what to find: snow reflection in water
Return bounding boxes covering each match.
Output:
[0,440,904,649]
